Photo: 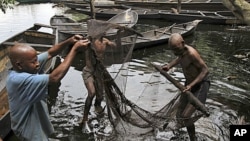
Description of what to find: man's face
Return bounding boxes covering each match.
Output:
[17,50,40,74]
[170,41,185,56]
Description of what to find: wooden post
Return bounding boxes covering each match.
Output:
[88,0,95,19]
[151,63,209,117]
[177,0,182,13]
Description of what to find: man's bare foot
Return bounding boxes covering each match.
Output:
[82,121,92,134]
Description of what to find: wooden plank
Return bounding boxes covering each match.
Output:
[59,30,88,33]
[3,42,52,48]
[51,23,87,26]
[214,12,227,18]
[34,23,56,29]
[198,11,206,16]
[154,30,171,34]
[0,88,11,139]
[156,23,176,38]
[0,88,8,118]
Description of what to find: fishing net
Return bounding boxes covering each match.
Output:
[86,19,208,140]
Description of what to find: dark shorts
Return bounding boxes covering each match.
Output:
[190,76,210,104]
[179,75,210,107]
[176,75,210,121]
[82,66,94,83]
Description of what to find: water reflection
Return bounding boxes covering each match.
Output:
[199,31,250,92]
[2,3,250,141]
[0,3,66,42]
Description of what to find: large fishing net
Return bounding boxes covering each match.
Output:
[86,18,209,140]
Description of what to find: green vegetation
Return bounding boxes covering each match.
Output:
[1,0,15,13]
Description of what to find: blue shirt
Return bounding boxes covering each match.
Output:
[6,52,54,141]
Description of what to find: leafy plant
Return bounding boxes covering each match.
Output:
[1,0,15,13]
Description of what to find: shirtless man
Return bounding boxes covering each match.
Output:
[81,37,116,133]
[162,33,210,141]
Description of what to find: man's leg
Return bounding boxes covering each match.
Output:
[82,95,93,133]
[182,104,197,141]
[187,124,197,141]
[82,78,95,133]
[94,78,104,114]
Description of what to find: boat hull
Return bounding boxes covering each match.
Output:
[121,20,202,50]
[114,0,228,11]
[76,8,161,19]
[16,0,51,3]
[159,10,245,25]
[50,9,138,42]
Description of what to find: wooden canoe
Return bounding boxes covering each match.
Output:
[0,23,59,139]
[50,9,138,41]
[50,15,88,42]
[16,0,51,3]
[121,20,202,50]
[75,6,245,25]
[75,7,161,19]
[159,10,245,25]
[114,0,228,11]
[50,14,76,26]
[61,1,124,9]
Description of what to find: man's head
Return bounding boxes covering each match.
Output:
[168,33,187,56]
[8,43,40,74]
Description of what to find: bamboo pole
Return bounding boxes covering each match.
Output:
[151,63,210,117]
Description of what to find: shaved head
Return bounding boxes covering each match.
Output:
[168,33,184,48]
[168,33,186,56]
[8,43,37,70]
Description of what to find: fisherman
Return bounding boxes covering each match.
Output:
[81,37,116,133]
[162,33,210,141]
[6,35,89,141]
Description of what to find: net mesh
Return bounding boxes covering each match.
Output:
[86,19,206,140]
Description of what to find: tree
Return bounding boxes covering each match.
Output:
[220,0,250,25]
[0,0,15,13]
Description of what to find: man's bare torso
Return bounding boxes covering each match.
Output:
[180,46,203,84]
